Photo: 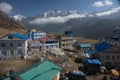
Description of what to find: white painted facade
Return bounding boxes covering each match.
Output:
[30,31,46,40]
[0,34,28,59]
[43,40,59,50]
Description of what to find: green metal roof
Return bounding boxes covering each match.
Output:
[14,60,62,80]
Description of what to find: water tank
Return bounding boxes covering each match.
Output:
[65,31,73,36]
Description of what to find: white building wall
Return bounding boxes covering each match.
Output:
[24,40,28,59]
[0,51,1,57]
[34,32,46,40]
[56,72,60,80]
[0,40,27,59]
[44,42,59,50]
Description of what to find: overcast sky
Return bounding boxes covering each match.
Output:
[0,0,119,16]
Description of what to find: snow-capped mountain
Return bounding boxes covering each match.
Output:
[0,11,27,36]
[26,10,87,25]
[43,10,85,18]
[13,15,26,21]
[13,7,120,22]
[14,8,120,39]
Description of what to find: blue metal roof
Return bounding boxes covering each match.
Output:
[95,42,113,52]
[85,59,102,67]
[12,33,28,40]
[79,44,91,48]
[65,31,73,36]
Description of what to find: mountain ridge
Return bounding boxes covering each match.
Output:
[0,11,27,36]
[13,8,120,39]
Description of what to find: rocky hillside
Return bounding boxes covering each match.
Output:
[0,11,27,36]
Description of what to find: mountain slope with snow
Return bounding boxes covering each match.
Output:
[15,7,120,39]
[0,11,27,36]
[13,15,26,21]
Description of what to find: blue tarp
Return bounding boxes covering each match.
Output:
[95,42,113,52]
[84,50,94,54]
[12,33,28,40]
[73,71,87,77]
[85,59,102,67]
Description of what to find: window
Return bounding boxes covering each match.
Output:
[105,62,111,65]
[2,50,7,57]
[8,35,13,39]
[10,43,13,47]
[35,35,38,37]
[106,55,110,60]
[1,43,6,47]
[18,43,22,47]
[62,44,65,46]
[45,46,49,49]
[55,45,58,48]
[62,40,66,42]
[112,56,115,60]
[18,49,22,55]
[50,45,53,48]
[117,56,120,59]
[10,50,14,55]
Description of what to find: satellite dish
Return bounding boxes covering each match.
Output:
[73,39,76,42]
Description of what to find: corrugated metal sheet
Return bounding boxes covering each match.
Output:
[95,42,113,52]
[85,59,102,67]
[12,33,28,40]
[14,60,62,80]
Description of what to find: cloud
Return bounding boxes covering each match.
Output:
[29,7,120,24]
[104,0,113,6]
[92,1,104,7]
[0,2,13,14]
[96,7,120,16]
[29,13,86,24]
[92,0,113,7]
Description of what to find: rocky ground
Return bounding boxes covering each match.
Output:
[0,50,108,80]
[0,59,36,76]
